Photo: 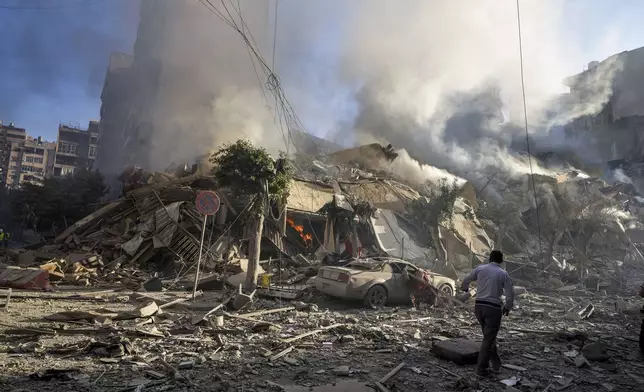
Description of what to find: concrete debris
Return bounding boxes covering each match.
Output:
[502,364,528,372]
[431,339,479,365]
[0,273,640,391]
[3,143,644,391]
[500,376,519,386]
[332,365,350,376]
[574,354,590,368]
[0,267,52,290]
[581,342,610,362]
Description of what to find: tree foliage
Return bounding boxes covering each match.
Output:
[209,139,294,290]
[210,139,294,208]
[408,178,460,231]
[10,169,107,234]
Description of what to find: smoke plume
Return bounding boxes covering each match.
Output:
[130,0,622,185]
[336,0,620,184]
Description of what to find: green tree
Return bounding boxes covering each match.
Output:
[210,140,293,290]
[10,169,107,236]
[407,178,460,270]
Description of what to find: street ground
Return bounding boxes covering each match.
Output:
[0,287,642,392]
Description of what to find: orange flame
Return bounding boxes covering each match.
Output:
[286,218,312,245]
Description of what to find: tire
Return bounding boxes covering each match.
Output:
[364,285,388,309]
[439,283,454,296]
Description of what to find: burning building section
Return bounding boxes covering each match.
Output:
[2,2,644,392]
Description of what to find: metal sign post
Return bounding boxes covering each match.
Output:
[193,191,221,300]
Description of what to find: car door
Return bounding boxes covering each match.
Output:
[387,262,412,303]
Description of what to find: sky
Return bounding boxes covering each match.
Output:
[0,0,644,142]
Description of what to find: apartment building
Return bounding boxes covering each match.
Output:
[20,136,56,186]
[54,121,99,177]
[97,0,273,175]
[0,122,27,187]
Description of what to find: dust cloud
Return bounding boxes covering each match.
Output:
[133,0,620,183]
[337,0,619,184]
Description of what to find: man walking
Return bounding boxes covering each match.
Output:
[461,250,514,376]
[639,282,644,355]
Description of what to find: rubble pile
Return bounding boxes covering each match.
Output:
[0,144,642,391]
[0,280,642,391]
[1,170,245,290]
[1,143,643,298]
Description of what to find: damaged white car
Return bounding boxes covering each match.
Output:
[315,258,456,308]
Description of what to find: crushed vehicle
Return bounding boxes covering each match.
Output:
[314,257,456,308]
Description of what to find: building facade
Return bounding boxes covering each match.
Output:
[54,122,99,177]
[0,122,27,187]
[0,122,60,188]
[96,0,274,181]
[19,136,56,186]
[562,46,644,163]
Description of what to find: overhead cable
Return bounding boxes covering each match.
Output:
[515,0,544,266]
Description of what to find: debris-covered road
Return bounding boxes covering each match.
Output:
[0,286,642,392]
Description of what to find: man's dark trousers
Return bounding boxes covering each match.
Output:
[474,303,502,371]
[640,319,644,354]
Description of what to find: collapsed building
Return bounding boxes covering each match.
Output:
[7,130,644,299]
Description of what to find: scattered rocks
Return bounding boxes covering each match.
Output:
[341,335,356,343]
[333,365,351,376]
[178,360,195,370]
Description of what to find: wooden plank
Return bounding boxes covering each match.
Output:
[282,323,343,344]
[223,311,281,328]
[54,200,126,243]
[158,291,202,310]
[379,362,406,383]
[4,288,10,311]
[374,382,390,392]
[239,306,295,318]
[270,346,294,361]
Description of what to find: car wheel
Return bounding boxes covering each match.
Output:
[439,283,454,296]
[364,285,388,309]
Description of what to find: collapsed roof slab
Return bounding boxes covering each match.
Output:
[287,180,334,213]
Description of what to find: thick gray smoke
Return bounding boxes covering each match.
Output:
[136,0,345,169]
[136,0,280,169]
[335,0,620,184]
[134,0,621,185]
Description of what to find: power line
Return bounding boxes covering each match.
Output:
[196,0,333,252]
[0,0,104,10]
[272,0,279,70]
[515,0,544,266]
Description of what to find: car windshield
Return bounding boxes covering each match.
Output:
[347,260,384,271]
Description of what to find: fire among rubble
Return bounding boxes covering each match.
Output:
[287,218,313,245]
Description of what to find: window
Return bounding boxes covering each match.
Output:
[24,156,43,164]
[58,142,78,155]
[89,145,97,158]
[20,166,42,174]
[61,167,74,176]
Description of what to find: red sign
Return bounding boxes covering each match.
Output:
[195,191,221,216]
